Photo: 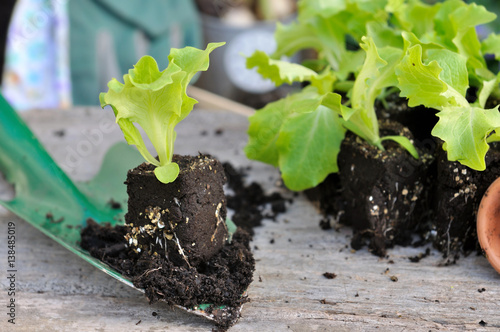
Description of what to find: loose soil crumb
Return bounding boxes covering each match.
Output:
[323,272,337,279]
[319,218,332,230]
[107,199,122,210]
[319,299,337,305]
[80,219,254,330]
[223,162,288,236]
[53,129,65,137]
[408,248,431,263]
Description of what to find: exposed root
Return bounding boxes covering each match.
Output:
[168,220,191,268]
[138,267,162,279]
[444,217,454,259]
[211,202,228,242]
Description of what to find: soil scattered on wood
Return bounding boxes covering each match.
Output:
[337,120,434,257]
[53,129,65,137]
[81,219,254,330]
[223,162,288,236]
[80,157,262,330]
[323,272,337,279]
[308,94,500,260]
[107,199,122,210]
[408,248,431,263]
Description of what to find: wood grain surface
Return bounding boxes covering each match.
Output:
[0,107,499,331]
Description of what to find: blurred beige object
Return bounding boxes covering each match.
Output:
[257,0,296,20]
[188,85,254,117]
[221,5,256,27]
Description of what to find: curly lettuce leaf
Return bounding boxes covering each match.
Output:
[477,78,499,109]
[246,50,319,86]
[426,49,468,97]
[272,0,387,76]
[432,106,500,170]
[352,37,402,133]
[100,42,224,184]
[246,50,338,95]
[396,38,500,171]
[366,21,403,49]
[433,0,467,50]
[402,1,441,38]
[297,0,347,20]
[396,44,468,109]
[432,1,496,83]
[449,2,496,71]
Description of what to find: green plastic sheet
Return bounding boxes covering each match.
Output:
[0,94,145,286]
[0,95,239,319]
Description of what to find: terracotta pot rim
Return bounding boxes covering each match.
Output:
[477,177,500,274]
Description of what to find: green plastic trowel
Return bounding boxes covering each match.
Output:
[0,95,236,320]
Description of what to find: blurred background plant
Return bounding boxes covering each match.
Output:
[2,0,500,111]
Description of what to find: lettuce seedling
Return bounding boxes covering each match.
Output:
[394,3,500,171]
[245,1,417,191]
[245,0,500,191]
[100,42,224,184]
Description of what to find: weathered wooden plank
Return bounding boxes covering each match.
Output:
[0,107,499,331]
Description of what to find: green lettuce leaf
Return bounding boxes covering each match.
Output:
[481,33,500,60]
[245,86,346,190]
[352,37,402,134]
[477,78,498,109]
[276,105,346,191]
[396,44,468,109]
[432,106,500,170]
[245,87,333,167]
[246,50,319,86]
[426,49,469,97]
[245,0,500,191]
[396,35,500,171]
[297,0,347,20]
[433,0,466,50]
[449,2,496,71]
[154,163,180,184]
[100,42,224,184]
[380,135,419,159]
[273,0,387,75]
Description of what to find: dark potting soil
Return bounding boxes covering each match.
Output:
[375,94,438,143]
[309,91,500,260]
[335,120,435,257]
[223,162,289,236]
[80,155,256,330]
[125,155,228,268]
[433,143,500,259]
[305,96,440,257]
[304,173,344,219]
[81,219,254,330]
